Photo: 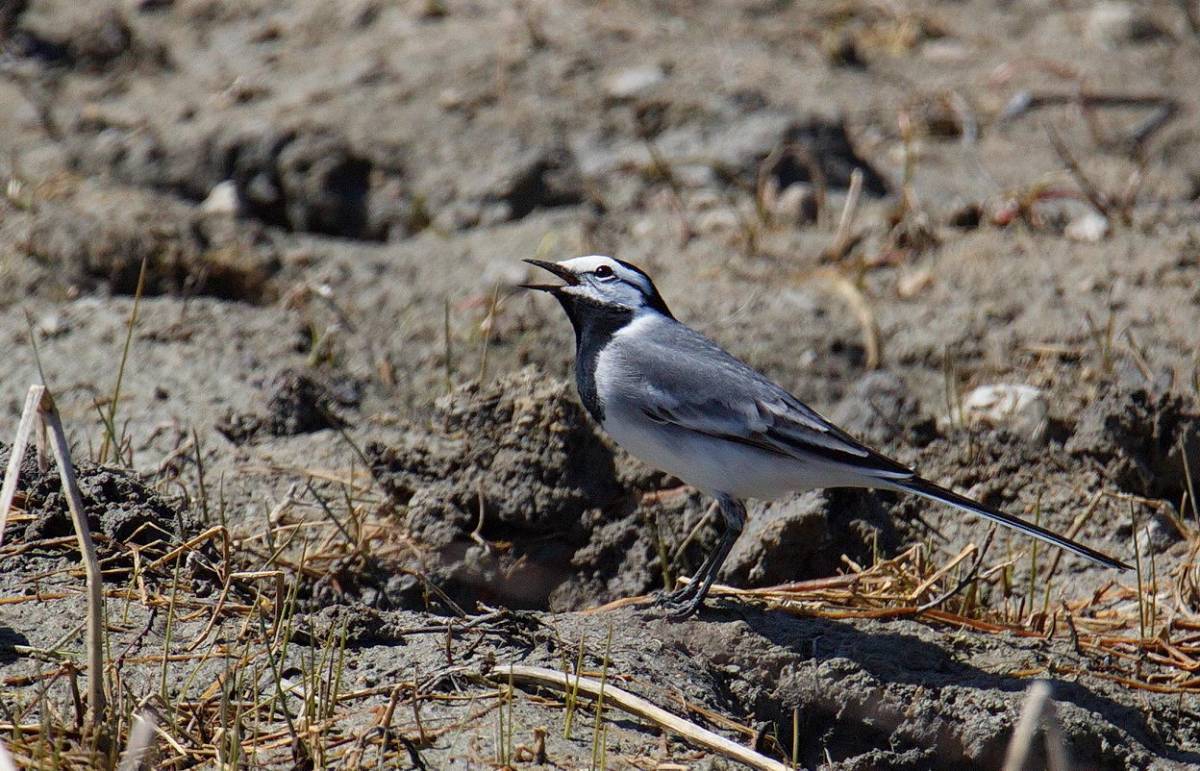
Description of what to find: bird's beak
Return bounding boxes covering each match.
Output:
[520,259,579,292]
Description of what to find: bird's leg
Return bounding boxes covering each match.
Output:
[664,496,745,620]
[663,533,722,604]
[658,500,721,604]
[663,551,710,604]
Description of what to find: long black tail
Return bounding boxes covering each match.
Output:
[894,476,1130,571]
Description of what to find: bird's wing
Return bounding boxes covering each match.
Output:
[618,321,914,479]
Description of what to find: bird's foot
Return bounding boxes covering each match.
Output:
[660,594,705,621]
[651,584,695,607]
[637,587,704,620]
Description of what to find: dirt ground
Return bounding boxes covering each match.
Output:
[2,0,1200,768]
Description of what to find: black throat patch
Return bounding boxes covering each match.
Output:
[555,294,634,423]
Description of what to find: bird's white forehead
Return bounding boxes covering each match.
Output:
[557,255,621,273]
[557,255,653,292]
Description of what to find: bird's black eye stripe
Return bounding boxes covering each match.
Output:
[594,265,614,279]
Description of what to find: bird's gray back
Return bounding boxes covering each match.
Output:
[602,314,831,430]
[597,313,914,479]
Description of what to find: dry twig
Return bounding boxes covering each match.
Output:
[490,664,787,771]
[1001,681,1069,771]
[2,385,108,723]
[0,385,44,547]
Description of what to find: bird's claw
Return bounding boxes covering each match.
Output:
[661,596,703,621]
[651,586,693,606]
[642,589,703,620]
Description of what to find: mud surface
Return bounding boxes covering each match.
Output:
[2,0,1200,768]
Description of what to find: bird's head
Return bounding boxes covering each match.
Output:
[522,255,673,319]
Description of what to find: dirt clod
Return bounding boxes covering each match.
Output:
[70,123,415,241]
[218,369,357,443]
[22,184,280,300]
[365,368,631,610]
[1066,385,1200,501]
[371,368,621,531]
[764,119,890,196]
[0,442,186,563]
[723,489,895,588]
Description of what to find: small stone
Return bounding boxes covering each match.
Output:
[955,384,1049,443]
[673,164,718,189]
[603,65,666,100]
[630,216,658,239]
[437,87,466,110]
[921,39,969,64]
[201,180,241,216]
[36,313,70,338]
[1086,2,1166,49]
[1065,211,1109,243]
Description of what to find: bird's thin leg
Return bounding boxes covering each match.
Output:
[664,525,724,603]
[665,496,745,620]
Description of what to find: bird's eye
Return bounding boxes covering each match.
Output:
[594,265,615,279]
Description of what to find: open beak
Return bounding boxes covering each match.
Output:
[520,259,579,292]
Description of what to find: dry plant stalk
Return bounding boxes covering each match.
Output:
[1001,680,1069,771]
[41,387,109,723]
[116,711,157,771]
[592,536,1200,698]
[491,664,788,771]
[822,168,864,262]
[809,168,881,369]
[0,385,44,547]
[0,736,17,771]
[823,271,881,370]
[0,385,108,723]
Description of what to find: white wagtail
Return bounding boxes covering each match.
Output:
[524,255,1130,617]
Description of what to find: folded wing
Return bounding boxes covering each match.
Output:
[622,321,914,480]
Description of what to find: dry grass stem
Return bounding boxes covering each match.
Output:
[492,664,788,771]
[593,539,1200,697]
[115,711,156,771]
[40,387,108,723]
[1001,681,1068,771]
[820,270,882,370]
[823,168,864,262]
[0,385,45,547]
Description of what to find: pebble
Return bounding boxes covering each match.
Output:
[921,39,970,64]
[1065,211,1109,243]
[37,313,70,338]
[1086,2,1164,48]
[201,180,241,216]
[603,65,666,100]
[955,384,1049,443]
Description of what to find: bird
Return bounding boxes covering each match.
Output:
[523,255,1130,618]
